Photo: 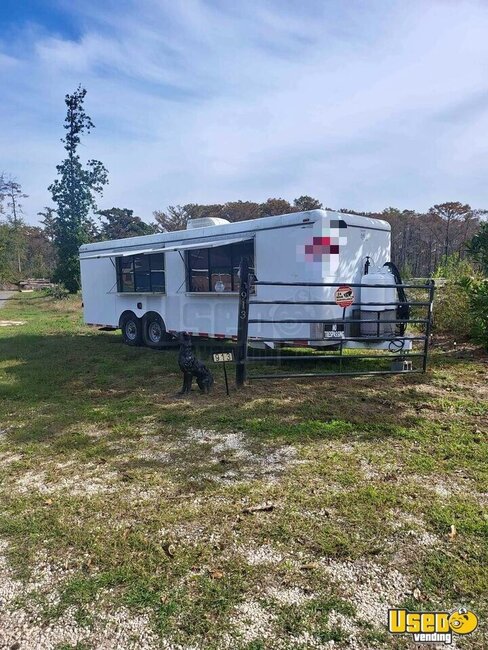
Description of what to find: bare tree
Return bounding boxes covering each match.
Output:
[428,202,472,262]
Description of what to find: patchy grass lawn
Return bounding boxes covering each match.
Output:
[0,293,486,649]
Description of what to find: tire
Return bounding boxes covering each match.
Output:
[120,312,142,346]
[142,312,169,349]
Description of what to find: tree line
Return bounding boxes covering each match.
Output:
[153,200,484,278]
[0,85,486,290]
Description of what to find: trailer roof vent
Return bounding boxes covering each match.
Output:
[186,217,230,230]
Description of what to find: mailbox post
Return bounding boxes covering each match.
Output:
[213,351,234,395]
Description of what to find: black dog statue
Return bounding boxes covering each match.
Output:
[178,332,214,395]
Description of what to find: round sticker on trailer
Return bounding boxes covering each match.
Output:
[335,285,354,308]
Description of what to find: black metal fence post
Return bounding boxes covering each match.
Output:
[236,257,250,387]
[339,306,346,373]
[422,279,435,372]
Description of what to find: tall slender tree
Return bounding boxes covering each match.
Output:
[0,174,28,274]
[49,86,108,292]
[428,202,472,262]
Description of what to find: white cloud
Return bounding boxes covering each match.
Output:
[1,0,488,223]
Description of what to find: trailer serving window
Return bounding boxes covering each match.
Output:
[116,253,165,293]
[187,241,254,293]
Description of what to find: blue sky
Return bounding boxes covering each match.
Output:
[1,0,488,224]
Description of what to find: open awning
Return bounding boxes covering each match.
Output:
[80,235,254,260]
[162,235,254,253]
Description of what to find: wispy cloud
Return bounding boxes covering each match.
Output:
[1,0,488,223]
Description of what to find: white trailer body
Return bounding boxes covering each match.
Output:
[79,209,393,347]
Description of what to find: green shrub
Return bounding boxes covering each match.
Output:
[434,255,476,280]
[459,277,488,348]
[43,284,70,300]
[433,281,474,337]
[432,256,485,341]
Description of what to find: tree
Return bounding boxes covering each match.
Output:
[154,199,296,231]
[259,198,295,216]
[428,202,472,262]
[38,207,59,242]
[184,203,225,221]
[49,86,108,292]
[293,195,323,212]
[0,224,11,281]
[154,205,190,232]
[23,227,56,279]
[467,221,488,275]
[154,203,231,231]
[98,208,157,240]
[221,201,260,222]
[149,197,484,278]
[0,176,27,228]
[0,174,28,274]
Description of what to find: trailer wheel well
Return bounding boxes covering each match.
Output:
[119,311,143,346]
[143,310,163,321]
[142,311,171,348]
[119,310,138,329]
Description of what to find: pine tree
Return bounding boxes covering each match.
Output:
[49,86,108,292]
[0,174,28,276]
[467,221,488,276]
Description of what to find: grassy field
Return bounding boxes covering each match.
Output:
[0,293,486,649]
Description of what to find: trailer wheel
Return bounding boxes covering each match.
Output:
[120,312,142,346]
[142,312,169,348]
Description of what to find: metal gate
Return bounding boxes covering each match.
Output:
[235,258,435,386]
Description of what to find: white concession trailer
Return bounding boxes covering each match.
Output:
[80,209,409,350]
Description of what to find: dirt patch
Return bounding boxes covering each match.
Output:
[0,538,161,650]
[0,451,23,464]
[322,559,411,626]
[266,585,313,606]
[240,544,284,566]
[388,510,441,549]
[97,427,299,487]
[14,464,119,497]
[229,600,276,644]
[406,473,487,505]
[0,604,160,650]
[185,427,299,483]
[0,320,26,326]
[65,423,112,439]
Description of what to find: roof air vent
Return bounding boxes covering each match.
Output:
[186,217,230,230]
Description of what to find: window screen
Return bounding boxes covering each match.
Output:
[187,241,254,292]
[116,253,166,293]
